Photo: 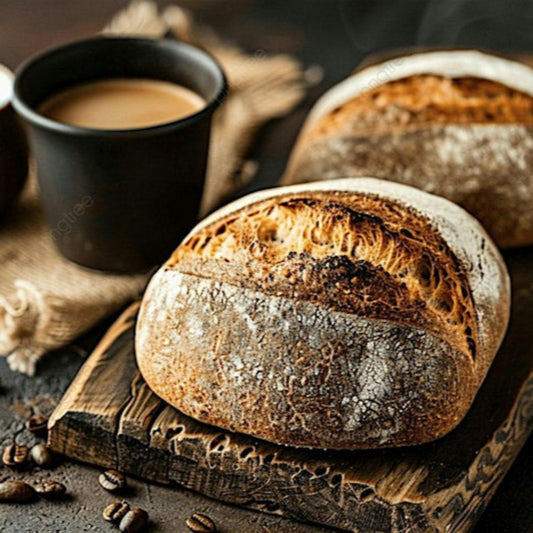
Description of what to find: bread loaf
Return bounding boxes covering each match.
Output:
[136,178,510,449]
[282,50,533,248]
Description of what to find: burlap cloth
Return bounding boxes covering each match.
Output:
[0,1,309,375]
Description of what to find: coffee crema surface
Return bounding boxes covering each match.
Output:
[38,78,206,130]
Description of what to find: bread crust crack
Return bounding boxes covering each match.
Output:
[171,192,477,362]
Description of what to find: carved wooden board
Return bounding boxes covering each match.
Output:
[49,265,533,533]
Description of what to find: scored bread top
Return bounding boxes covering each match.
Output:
[171,192,477,362]
[307,74,533,139]
[166,178,510,378]
[301,50,533,136]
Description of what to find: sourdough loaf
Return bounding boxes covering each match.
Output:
[136,178,510,449]
[282,50,533,248]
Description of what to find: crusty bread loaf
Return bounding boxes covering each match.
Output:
[136,178,510,450]
[282,50,533,248]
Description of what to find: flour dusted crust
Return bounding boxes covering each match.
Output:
[136,178,510,449]
[282,50,533,248]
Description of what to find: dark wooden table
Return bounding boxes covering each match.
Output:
[0,1,531,532]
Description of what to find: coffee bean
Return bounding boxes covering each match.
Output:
[26,415,49,436]
[186,512,217,533]
[30,444,54,467]
[99,469,126,492]
[103,500,130,524]
[2,443,28,468]
[119,507,148,532]
[0,481,35,503]
[34,481,66,499]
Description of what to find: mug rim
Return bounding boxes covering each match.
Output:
[12,36,228,137]
[0,63,14,110]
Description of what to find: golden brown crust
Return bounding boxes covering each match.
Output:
[306,75,533,141]
[171,191,477,362]
[136,179,510,450]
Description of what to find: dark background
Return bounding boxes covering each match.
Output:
[0,1,532,532]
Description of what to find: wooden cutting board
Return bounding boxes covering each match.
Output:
[48,250,533,533]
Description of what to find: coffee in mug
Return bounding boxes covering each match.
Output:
[38,78,206,130]
[13,37,226,272]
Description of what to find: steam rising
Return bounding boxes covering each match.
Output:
[339,0,533,54]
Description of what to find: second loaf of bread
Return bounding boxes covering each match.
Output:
[283,50,533,248]
[136,178,510,449]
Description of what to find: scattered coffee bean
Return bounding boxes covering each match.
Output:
[119,507,148,532]
[0,481,35,503]
[26,415,49,436]
[2,443,28,468]
[186,512,217,533]
[34,481,66,499]
[103,500,130,524]
[99,469,126,492]
[30,444,54,467]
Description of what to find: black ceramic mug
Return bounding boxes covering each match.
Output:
[0,64,28,219]
[13,37,226,273]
